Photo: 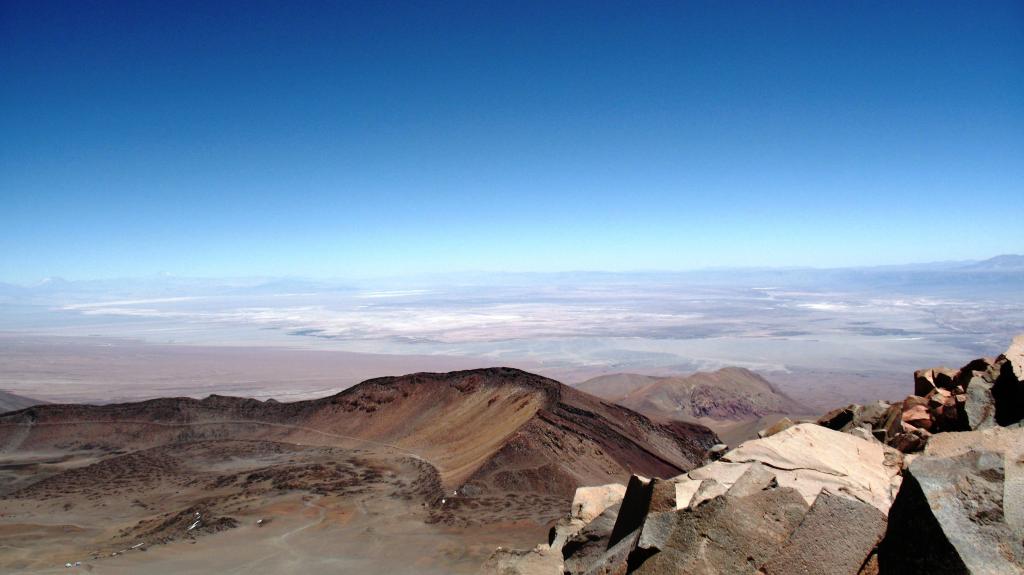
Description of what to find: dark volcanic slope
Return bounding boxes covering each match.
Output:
[579,367,807,422]
[0,368,717,497]
[0,390,46,413]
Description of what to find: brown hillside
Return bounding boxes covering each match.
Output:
[0,368,717,497]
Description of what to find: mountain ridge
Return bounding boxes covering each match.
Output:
[0,367,718,498]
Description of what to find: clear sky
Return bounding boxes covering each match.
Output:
[2,1,1022,282]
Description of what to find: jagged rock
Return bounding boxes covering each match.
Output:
[681,460,749,508]
[759,490,887,575]
[562,504,621,575]
[482,544,564,575]
[722,424,903,513]
[758,417,796,438]
[859,401,895,428]
[818,405,859,431]
[606,475,654,550]
[724,461,776,498]
[552,483,628,553]
[549,518,586,551]
[688,477,728,509]
[707,443,728,460]
[914,367,958,396]
[901,396,932,430]
[629,485,809,574]
[633,511,677,557]
[887,427,929,453]
[924,426,1024,539]
[580,531,634,575]
[964,373,997,430]
[874,403,903,443]
[878,449,1024,574]
[849,426,875,442]
[572,483,627,524]
[991,350,1024,427]
[647,478,676,514]
[672,478,702,510]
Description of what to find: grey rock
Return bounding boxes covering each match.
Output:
[605,475,652,550]
[688,477,728,508]
[759,490,887,575]
[630,486,809,574]
[965,374,997,430]
[633,511,676,556]
[924,426,1024,545]
[563,504,620,575]
[581,529,635,575]
[878,450,1024,574]
[849,426,876,442]
[724,461,777,498]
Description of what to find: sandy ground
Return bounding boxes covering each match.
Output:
[0,444,549,574]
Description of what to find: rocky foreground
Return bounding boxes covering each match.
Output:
[487,336,1024,574]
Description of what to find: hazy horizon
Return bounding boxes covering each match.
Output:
[3,252,1022,286]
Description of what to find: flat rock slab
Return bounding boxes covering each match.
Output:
[760,490,887,575]
[723,424,902,513]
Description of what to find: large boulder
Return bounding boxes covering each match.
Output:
[605,475,657,550]
[552,483,628,549]
[759,489,887,575]
[925,426,1024,539]
[991,338,1024,426]
[964,372,997,430]
[878,449,1024,574]
[562,504,621,575]
[629,485,809,574]
[720,424,903,513]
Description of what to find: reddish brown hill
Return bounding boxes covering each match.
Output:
[579,367,806,422]
[0,368,716,497]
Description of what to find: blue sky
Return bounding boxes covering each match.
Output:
[2,1,1022,282]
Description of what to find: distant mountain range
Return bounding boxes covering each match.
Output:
[1,254,1021,292]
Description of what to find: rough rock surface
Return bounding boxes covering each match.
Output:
[924,426,1024,540]
[630,486,809,574]
[552,483,627,549]
[879,450,1024,574]
[759,490,887,575]
[499,336,1024,575]
[562,503,621,575]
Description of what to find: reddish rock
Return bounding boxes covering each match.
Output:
[901,400,933,431]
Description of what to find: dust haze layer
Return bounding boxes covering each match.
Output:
[2,259,1021,411]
